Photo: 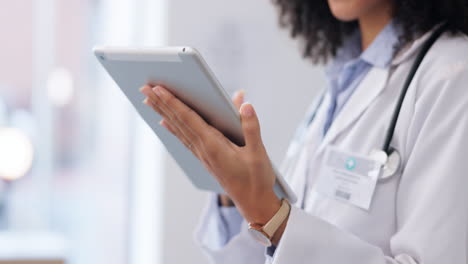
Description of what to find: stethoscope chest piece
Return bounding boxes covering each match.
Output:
[370,148,401,180]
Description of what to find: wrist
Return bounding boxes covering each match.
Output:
[239,191,281,224]
[247,198,290,247]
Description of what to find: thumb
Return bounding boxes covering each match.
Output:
[240,103,263,149]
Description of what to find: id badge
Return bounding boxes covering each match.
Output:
[314,146,384,210]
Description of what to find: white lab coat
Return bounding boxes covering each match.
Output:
[195,29,468,264]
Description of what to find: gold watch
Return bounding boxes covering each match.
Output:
[247,199,291,246]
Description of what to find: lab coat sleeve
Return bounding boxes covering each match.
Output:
[194,194,266,264]
[270,66,468,264]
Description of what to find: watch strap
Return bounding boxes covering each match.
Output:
[262,199,290,238]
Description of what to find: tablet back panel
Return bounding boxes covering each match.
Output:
[94,47,295,201]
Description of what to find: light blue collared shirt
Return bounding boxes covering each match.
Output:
[197,21,400,257]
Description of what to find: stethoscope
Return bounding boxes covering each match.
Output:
[305,23,448,180]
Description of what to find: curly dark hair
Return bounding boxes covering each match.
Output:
[272,0,468,63]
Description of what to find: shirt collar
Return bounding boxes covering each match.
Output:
[325,31,361,77]
[361,21,400,68]
[326,20,400,76]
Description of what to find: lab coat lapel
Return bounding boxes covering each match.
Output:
[392,25,441,66]
[317,67,390,154]
[313,28,432,155]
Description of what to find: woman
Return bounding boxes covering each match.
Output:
[140,0,468,263]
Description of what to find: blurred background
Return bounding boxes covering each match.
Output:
[0,0,324,263]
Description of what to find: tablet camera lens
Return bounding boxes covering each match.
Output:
[182,48,186,52]
[99,55,106,60]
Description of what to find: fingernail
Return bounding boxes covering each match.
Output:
[142,97,149,105]
[233,90,245,99]
[160,120,170,131]
[153,86,163,96]
[140,86,151,96]
[241,103,254,117]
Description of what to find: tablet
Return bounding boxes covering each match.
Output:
[94,46,296,203]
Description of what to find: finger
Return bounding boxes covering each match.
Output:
[145,88,213,160]
[143,85,187,126]
[239,103,264,151]
[145,95,218,165]
[143,95,175,122]
[140,84,152,91]
[140,85,155,98]
[232,90,245,110]
[146,97,194,145]
[160,119,177,136]
[143,89,197,145]
[160,119,191,149]
[144,96,196,152]
[148,86,238,160]
[161,119,188,146]
[160,119,199,156]
[141,86,168,115]
[160,119,202,160]
[147,86,202,146]
[152,85,211,142]
[144,97,178,132]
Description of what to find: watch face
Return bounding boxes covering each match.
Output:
[248,228,272,247]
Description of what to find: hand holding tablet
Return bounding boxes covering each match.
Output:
[94,46,296,205]
[140,84,286,223]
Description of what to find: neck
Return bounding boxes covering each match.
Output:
[358,3,393,50]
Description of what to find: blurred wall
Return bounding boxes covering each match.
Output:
[161,1,326,263]
[1,1,130,264]
[0,0,33,107]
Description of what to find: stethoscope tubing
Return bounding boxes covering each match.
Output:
[382,23,449,154]
[306,23,448,155]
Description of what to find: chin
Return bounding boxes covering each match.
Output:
[328,0,375,21]
[331,12,359,22]
[328,0,360,21]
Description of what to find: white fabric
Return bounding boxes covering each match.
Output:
[195,194,244,250]
[195,30,468,264]
[195,194,265,263]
